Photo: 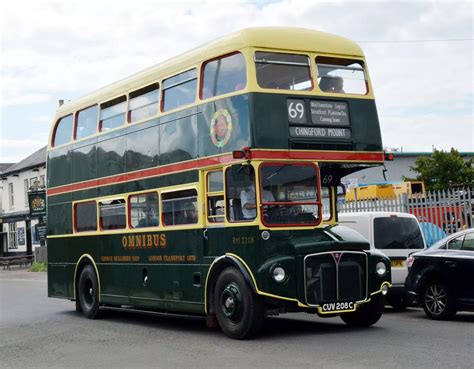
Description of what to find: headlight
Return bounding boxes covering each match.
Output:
[376,261,387,276]
[272,266,286,283]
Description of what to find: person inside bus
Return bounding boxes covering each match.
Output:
[240,185,275,220]
[183,202,198,224]
[137,204,159,228]
[332,76,345,93]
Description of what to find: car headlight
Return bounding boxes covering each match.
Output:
[376,261,387,276]
[272,266,286,283]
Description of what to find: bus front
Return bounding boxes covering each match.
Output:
[213,30,392,327]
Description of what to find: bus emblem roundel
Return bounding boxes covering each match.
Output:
[210,109,233,148]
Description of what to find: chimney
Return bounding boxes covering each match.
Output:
[58,99,64,107]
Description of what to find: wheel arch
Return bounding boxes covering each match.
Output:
[204,255,257,315]
[74,254,101,303]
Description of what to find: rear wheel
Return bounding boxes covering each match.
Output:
[214,267,264,339]
[340,294,385,327]
[77,265,101,319]
[421,280,456,320]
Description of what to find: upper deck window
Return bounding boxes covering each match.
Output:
[254,52,311,91]
[316,57,367,95]
[162,69,197,112]
[53,114,73,147]
[75,105,98,140]
[100,96,126,131]
[202,53,246,99]
[129,83,159,123]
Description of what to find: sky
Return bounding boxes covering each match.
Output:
[0,0,473,163]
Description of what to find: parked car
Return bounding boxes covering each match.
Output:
[338,212,426,309]
[405,228,474,319]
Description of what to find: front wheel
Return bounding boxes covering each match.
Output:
[214,267,264,339]
[340,294,385,327]
[421,280,456,320]
[77,265,101,319]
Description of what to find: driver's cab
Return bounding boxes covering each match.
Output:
[204,161,341,229]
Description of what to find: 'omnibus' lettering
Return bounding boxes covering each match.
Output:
[122,234,168,249]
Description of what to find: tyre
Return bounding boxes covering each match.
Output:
[214,267,264,339]
[421,280,456,320]
[340,294,385,327]
[77,264,101,319]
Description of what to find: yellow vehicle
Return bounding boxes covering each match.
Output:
[346,181,425,201]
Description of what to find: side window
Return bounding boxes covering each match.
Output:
[316,57,367,95]
[75,105,98,140]
[321,187,332,221]
[100,96,126,131]
[225,165,256,222]
[162,69,197,112]
[53,115,73,146]
[75,201,97,232]
[129,192,159,228]
[201,53,246,99]
[99,199,126,230]
[462,232,474,251]
[162,189,198,226]
[254,52,311,91]
[447,235,464,250]
[129,83,159,123]
[207,171,225,223]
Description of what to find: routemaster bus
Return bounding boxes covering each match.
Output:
[47,27,391,339]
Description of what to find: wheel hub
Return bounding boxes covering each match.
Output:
[425,284,447,315]
[220,283,243,322]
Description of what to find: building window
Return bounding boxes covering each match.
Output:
[8,183,14,208]
[162,69,197,112]
[201,53,246,99]
[99,199,126,230]
[53,114,73,147]
[75,105,98,140]
[129,84,159,123]
[8,223,18,249]
[24,179,29,206]
[162,189,198,226]
[75,201,97,232]
[40,175,46,187]
[100,96,127,131]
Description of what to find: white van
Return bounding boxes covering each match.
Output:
[338,212,426,309]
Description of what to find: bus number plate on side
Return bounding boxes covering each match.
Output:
[320,301,355,313]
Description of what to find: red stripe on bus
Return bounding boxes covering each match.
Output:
[249,150,385,161]
[47,150,384,196]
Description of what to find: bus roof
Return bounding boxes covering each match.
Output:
[54,27,364,119]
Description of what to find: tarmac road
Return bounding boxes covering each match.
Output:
[0,268,473,369]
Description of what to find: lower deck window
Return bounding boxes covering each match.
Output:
[162,189,198,226]
[129,192,159,228]
[99,199,126,230]
[75,201,97,232]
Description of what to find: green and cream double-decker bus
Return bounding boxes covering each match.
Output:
[47,27,391,339]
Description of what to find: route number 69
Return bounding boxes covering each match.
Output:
[287,99,307,123]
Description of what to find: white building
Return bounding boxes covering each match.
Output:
[0,147,46,256]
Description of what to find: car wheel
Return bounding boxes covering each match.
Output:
[214,267,264,339]
[78,265,101,319]
[340,294,385,327]
[421,280,456,320]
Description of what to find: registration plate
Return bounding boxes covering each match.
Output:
[319,301,355,313]
[391,259,405,268]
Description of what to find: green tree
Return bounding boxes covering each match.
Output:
[404,149,474,191]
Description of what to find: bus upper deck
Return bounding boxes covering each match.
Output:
[48,28,383,193]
